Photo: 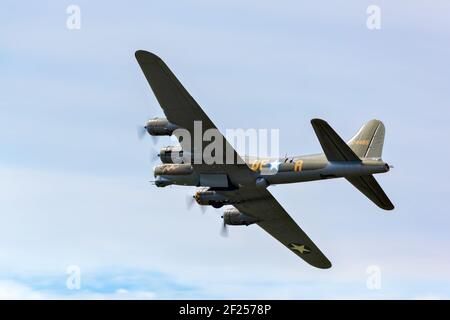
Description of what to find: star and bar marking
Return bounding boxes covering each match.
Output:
[289,243,311,254]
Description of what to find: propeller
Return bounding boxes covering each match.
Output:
[150,135,159,145]
[136,125,147,140]
[136,124,159,145]
[137,125,161,165]
[185,195,195,210]
[220,216,228,237]
[149,150,159,164]
[185,194,207,214]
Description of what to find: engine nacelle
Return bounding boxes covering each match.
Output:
[159,145,191,164]
[194,190,229,208]
[153,164,193,176]
[222,208,259,226]
[146,117,179,136]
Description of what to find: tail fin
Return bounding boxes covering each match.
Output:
[347,120,385,159]
[311,118,394,211]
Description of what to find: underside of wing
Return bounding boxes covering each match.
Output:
[136,51,330,268]
[135,50,214,133]
[221,188,331,269]
[135,50,256,187]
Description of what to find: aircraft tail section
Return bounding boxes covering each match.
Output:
[310,119,360,162]
[311,118,394,211]
[347,120,385,159]
[346,175,394,210]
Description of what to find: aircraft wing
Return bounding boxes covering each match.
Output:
[135,50,250,176]
[135,51,215,135]
[219,188,332,269]
[136,51,330,267]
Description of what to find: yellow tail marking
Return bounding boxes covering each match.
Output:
[353,140,370,145]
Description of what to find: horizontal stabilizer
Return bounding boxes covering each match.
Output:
[346,175,394,210]
[311,119,360,162]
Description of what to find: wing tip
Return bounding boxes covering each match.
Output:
[315,260,332,269]
[310,118,326,126]
[135,50,162,62]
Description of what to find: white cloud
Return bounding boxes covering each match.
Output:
[0,280,157,300]
[0,281,46,299]
[0,165,450,299]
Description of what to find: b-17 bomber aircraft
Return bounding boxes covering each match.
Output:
[135,50,394,269]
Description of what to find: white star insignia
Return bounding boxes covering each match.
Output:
[289,243,311,254]
[269,160,281,171]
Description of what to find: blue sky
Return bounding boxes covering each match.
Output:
[1,0,450,299]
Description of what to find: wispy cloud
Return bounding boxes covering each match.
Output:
[0,280,155,300]
[1,0,450,299]
[1,268,197,299]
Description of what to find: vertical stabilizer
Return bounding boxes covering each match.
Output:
[348,120,385,159]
